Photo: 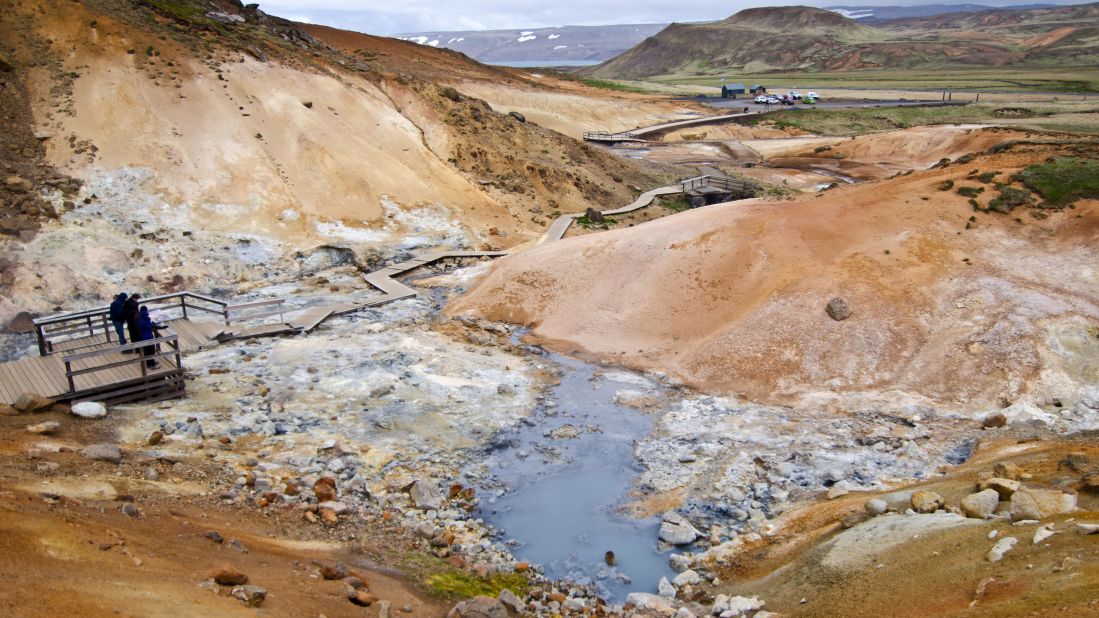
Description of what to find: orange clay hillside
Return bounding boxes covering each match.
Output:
[450,138,1099,407]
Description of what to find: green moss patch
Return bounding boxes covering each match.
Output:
[1015,157,1099,207]
[425,571,528,600]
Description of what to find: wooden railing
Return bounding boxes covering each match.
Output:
[62,334,182,394]
[680,175,758,194]
[226,298,286,326]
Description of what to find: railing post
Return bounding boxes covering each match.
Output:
[86,315,93,337]
[181,295,188,319]
[35,324,47,356]
[103,314,111,343]
[65,360,75,393]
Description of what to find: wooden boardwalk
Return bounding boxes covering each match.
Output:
[0,251,508,405]
[583,110,759,143]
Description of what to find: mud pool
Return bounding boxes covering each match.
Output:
[475,353,677,602]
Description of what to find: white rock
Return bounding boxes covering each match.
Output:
[318,501,348,514]
[722,596,765,616]
[658,576,676,597]
[71,401,107,419]
[672,569,701,587]
[626,592,675,614]
[408,480,443,510]
[827,481,850,500]
[676,609,697,618]
[865,498,888,515]
[26,421,59,434]
[660,512,701,545]
[1033,524,1056,544]
[986,536,1017,562]
[1076,523,1099,535]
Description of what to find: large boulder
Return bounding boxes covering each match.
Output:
[14,393,55,414]
[447,596,508,618]
[1009,485,1076,521]
[911,490,944,514]
[409,480,444,510]
[659,511,701,546]
[625,592,675,614]
[961,489,1000,519]
[979,477,1020,499]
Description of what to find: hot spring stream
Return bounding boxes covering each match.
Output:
[475,352,678,602]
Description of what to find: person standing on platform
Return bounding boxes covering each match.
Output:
[123,293,142,354]
[137,306,159,369]
[109,293,128,346]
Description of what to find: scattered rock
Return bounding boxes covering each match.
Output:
[1010,486,1076,521]
[208,563,248,586]
[81,444,122,464]
[672,569,701,587]
[993,462,1025,480]
[722,596,766,616]
[1033,524,1056,544]
[0,404,18,416]
[865,498,888,516]
[961,489,1000,519]
[826,481,850,499]
[584,207,605,223]
[204,530,225,544]
[625,593,675,614]
[147,431,164,446]
[658,576,676,597]
[14,393,55,414]
[120,503,139,517]
[313,477,337,502]
[982,413,1007,428]
[1076,523,1099,535]
[659,511,701,546]
[321,563,348,580]
[911,490,944,514]
[508,111,526,123]
[498,589,523,613]
[980,477,1020,498]
[4,175,32,194]
[409,480,443,510]
[0,53,12,72]
[25,421,59,435]
[986,536,1017,562]
[71,401,107,419]
[446,595,506,617]
[230,585,267,607]
[825,297,851,321]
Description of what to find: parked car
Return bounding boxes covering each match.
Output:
[781,96,795,105]
[754,95,770,104]
[789,90,801,99]
[765,97,780,105]
[807,91,820,99]
[802,97,817,105]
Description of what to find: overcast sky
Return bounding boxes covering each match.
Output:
[258,0,1087,34]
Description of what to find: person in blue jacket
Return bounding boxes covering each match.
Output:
[136,306,159,369]
[108,293,128,346]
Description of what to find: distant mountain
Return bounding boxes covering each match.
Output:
[825,4,1057,23]
[393,24,667,64]
[586,3,1099,78]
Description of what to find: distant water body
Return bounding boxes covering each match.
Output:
[487,60,602,68]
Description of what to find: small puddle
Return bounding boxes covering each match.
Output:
[475,352,677,602]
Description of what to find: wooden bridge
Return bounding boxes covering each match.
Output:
[583,110,759,143]
[0,250,506,407]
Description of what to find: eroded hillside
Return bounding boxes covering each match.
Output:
[0,0,685,327]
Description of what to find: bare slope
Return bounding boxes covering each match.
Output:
[450,136,1099,408]
[0,0,680,325]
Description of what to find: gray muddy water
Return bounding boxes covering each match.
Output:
[475,352,678,602]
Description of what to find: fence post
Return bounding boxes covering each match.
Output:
[181,295,188,319]
[35,324,47,356]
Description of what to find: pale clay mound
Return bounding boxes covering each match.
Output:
[450,156,1099,408]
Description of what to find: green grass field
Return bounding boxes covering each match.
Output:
[645,67,1099,95]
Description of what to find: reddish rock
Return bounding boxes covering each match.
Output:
[208,563,248,586]
[321,563,348,580]
[349,590,379,606]
[14,393,55,413]
[314,477,337,502]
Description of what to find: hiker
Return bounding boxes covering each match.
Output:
[137,306,159,369]
[109,292,128,346]
[123,293,141,354]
